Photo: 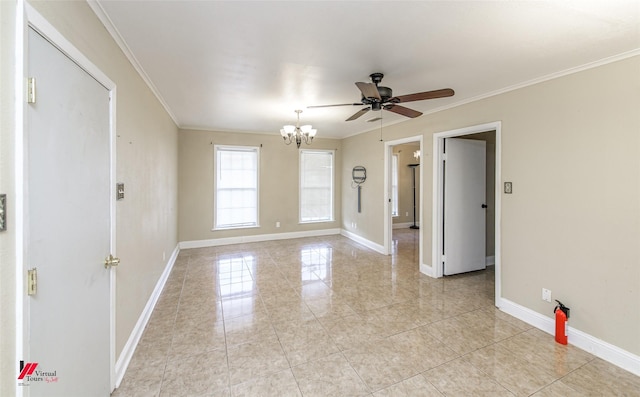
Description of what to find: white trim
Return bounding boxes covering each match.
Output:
[494,127,502,303]
[485,255,495,266]
[340,229,386,255]
[431,135,444,279]
[15,3,26,396]
[86,0,178,126]
[180,228,341,249]
[23,3,119,391]
[498,298,640,377]
[420,263,435,278]
[114,244,180,387]
[108,87,118,391]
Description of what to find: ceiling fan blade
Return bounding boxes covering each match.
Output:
[307,103,362,108]
[346,107,370,121]
[384,104,422,118]
[393,88,455,103]
[355,82,381,100]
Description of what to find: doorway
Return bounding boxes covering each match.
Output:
[432,122,502,305]
[384,136,423,270]
[22,5,117,395]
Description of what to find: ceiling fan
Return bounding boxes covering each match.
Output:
[308,73,454,121]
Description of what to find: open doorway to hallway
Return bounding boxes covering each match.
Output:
[391,143,421,265]
[384,136,423,271]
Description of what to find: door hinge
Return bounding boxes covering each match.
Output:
[27,268,37,296]
[27,77,36,104]
[441,153,447,161]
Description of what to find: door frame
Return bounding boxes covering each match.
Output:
[17,2,117,393]
[383,135,423,265]
[431,122,502,305]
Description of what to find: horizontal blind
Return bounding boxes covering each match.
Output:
[215,146,258,228]
[300,150,333,222]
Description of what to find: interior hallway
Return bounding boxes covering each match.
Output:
[113,229,640,396]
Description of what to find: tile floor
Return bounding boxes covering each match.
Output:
[112,229,640,396]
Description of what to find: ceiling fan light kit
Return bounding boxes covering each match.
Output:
[308,72,454,121]
[280,109,317,148]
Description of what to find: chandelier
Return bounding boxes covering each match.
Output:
[280,109,317,148]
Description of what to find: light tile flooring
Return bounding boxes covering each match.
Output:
[113,229,640,396]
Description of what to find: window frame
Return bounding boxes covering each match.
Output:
[391,153,399,217]
[213,145,260,230]
[299,149,335,224]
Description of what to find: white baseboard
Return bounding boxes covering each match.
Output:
[179,228,341,249]
[114,244,180,387]
[498,298,640,376]
[485,255,495,266]
[340,229,386,254]
[420,263,436,278]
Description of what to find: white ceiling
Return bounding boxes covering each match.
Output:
[92,0,640,139]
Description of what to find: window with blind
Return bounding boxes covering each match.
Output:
[214,145,259,229]
[392,154,399,217]
[300,149,334,223]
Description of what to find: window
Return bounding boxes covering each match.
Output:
[391,154,399,217]
[300,149,334,223]
[214,145,259,229]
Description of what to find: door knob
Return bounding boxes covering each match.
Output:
[481,204,488,208]
[104,254,120,268]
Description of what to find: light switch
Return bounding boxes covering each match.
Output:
[116,183,125,200]
[504,182,513,194]
[0,194,6,231]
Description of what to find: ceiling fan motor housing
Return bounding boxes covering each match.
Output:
[362,86,393,107]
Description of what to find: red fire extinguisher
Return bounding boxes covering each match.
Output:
[554,300,570,345]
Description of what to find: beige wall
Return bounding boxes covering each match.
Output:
[342,56,640,356]
[0,4,179,392]
[0,1,18,395]
[179,129,342,242]
[341,132,386,243]
[393,143,421,226]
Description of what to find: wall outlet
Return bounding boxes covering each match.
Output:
[406,211,409,217]
[162,251,166,261]
[276,221,280,228]
[504,181,513,194]
[542,288,552,303]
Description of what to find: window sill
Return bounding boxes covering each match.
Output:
[212,224,260,231]
[299,219,334,225]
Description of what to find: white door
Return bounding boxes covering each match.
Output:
[443,138,486,275]
[26,27,112,396]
